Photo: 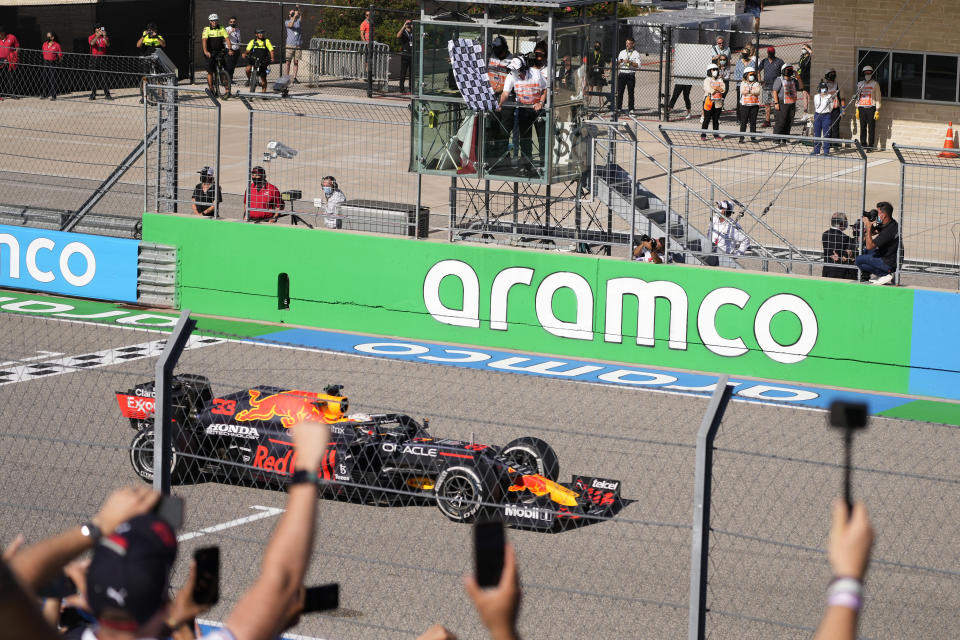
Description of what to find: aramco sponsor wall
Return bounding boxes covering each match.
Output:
[142,214,960,401]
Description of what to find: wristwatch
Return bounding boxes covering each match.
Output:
[80,522,102,543]
[290,469,319,486]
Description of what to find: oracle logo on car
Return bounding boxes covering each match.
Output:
[381,443,438,457]
[252,444,297,474]
[423,260,818,364]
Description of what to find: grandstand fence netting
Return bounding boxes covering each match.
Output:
[700,395,960,639]
[893,144,960,290]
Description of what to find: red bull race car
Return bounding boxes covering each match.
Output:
[115,375,622,530]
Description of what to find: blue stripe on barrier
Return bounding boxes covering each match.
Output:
[910,289,960,401]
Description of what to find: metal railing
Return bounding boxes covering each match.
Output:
[307,38,390,89]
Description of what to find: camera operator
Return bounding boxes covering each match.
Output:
[632,234,663,264]
[284,5,302,83]
[854,202,900,285]
[822,213,857,280]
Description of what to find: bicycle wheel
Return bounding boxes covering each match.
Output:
[249,61,259,93]
[217,67,231,99]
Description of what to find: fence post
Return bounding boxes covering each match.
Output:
[662,26,672,122]
[666,146,674,263]
[367,4,376,98]
[212,89,222,220]
[688,375,734,640]
[153,310,196,495]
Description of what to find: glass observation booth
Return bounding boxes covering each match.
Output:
[411,0,618,185]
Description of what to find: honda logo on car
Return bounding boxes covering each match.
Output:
[504,505,550,521]
[381,443,438,457]
[592,479,619,491]
[423,260,818,364]
[205,423,260,439]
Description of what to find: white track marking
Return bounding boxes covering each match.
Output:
[0,336,222,386]
[177,505,284,542]
[0,350,64,367]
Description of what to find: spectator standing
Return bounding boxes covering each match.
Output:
[797,43,812,111]
[244,28,275,93]
[284,5,302,83]
[498,55,548,175]
[397,19,414,94]
[771,62,798,136]
[812,81,835,155]
[88,24,111,100]
[136,23,165,103]
[587,41,607,111]
[202,14,229,94]
[855,201,900,285]
[711,200,750,255]
[745,0,763,33]
[758,46,783,127]
[321,175,346,229]
[710,36,731,63]
[192,166,223,217]
[856,65,882,151]
[822,213,857,279]
[41,32,62,100]
[668,79,693,119]
[245,165,283,221]
[732,49,752,123]
[700,64,723,140]
[556,55,574,91]
[225,17,242,84]
[615,37,641,114]
[715,53,730,104]
[823,68,846,141]
[360,10,372,42]
[738,66,762,141]
[0,26,20,100]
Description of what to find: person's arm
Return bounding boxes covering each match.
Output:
[165,561,213,640]
[772,80,781,109]
[157,34,166,48]
[649,245,663,265]
[874,82,881,114]
[268,40,275,63]
[9,486,160,591]
[220,421,330,640]
[137,33,146,48]
[863,217,878,250]
[813,500,873,640]
[464,542,521,640]
[202,34,210,58]
[0,562,63,640]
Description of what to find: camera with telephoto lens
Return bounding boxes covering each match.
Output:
[851,209,878,236]
[863,209,878,222]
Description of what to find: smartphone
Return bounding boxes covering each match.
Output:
[192,546,220,606]
[474,519,505,588]
[153,496,184,530]
[302,583,339,613]
[829,401,868,513]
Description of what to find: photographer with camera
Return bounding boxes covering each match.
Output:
[854,202,900,286]
[632,234,663,264]
[711,200,751,256]
[88,24,111,100]
[137,23,165,103]
[284,5,302,84]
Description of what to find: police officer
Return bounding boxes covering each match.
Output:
[772,62,798,136]
[136,23,165,103]
[243,28,275,93]
[202,14,228,94]
[856,65,882,151]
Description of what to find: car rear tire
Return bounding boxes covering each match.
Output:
[129,428,195,484]
[434,465,496,523]
[502,437,560,481]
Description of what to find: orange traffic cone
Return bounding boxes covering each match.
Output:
[939,122,958,158]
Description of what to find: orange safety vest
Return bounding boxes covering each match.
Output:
[513,74,544,105]
[858,84,875,107]
[781,78,797,104]
[740,81,760,105]
[709,78,725,101]
[488,57,509,94]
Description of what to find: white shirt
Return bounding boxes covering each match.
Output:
[226,25,242,51]
[323,189,346,227]
[617,49,642,74]
[502,67,547,104]
[711,213,751,255]
[813,92,833,114]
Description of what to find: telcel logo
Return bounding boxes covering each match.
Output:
[504,505,550,521]
[592,479,619,491]
[0,233,96,287]
[423,260,818,364]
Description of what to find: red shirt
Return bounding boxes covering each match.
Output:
[0,34,19,62]
[88,33,109,56]
[244,182,284,219]
[42,41,62,61]
[360,20,371,42]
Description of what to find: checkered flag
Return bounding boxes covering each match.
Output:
[447,38,497,111]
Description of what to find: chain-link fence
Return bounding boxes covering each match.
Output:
[893,144,960,290]
[658,125,868,275]
[699,389,960,639]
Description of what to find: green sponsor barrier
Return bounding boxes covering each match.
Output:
[143,214,914,395]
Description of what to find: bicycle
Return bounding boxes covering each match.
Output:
[248,55,268,93]
[211,51,231,100]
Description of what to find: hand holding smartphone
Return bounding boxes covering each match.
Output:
[474,520,505,588]
[192,546,220,605]
[829,401,868,516]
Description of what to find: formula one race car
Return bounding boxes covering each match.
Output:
[115,375,622,530]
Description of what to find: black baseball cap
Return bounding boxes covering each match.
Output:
[86,515,177,625]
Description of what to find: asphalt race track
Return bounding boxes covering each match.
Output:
[1,313,957,639]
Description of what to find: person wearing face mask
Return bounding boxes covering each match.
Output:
[733,47,757,124]
[738,67,762,142]
[759,46,783,128]
[822,68,845,141]
[715,54,730,102]
[192,166,223,217]
[321,176,346,229]
[40,32,62,100]
[856,65,882,151]
[244,166,283,222]
[587,41,607,111]
[811,81,835,155]
[771,62,798,136]
[701,63,724,140]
